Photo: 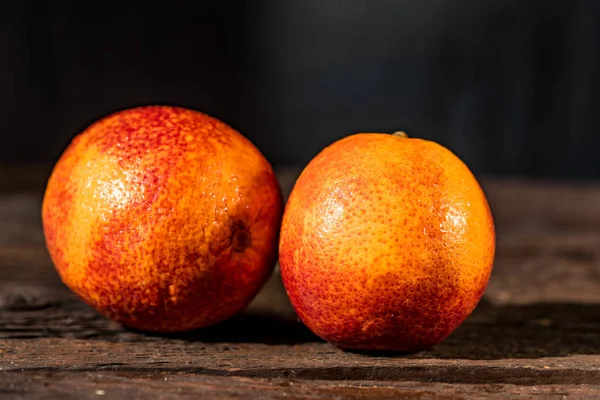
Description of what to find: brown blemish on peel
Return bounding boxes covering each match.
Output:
[231,225,251,252]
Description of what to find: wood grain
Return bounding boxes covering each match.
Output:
[0,167,599,398]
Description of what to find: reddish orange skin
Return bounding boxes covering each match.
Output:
[42,106,283,332]
[279,133,495,352]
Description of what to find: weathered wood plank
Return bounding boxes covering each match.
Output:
[1,268,600,357]
[1,167,599,398]
[2,336,600,378]
[2,370,597,400]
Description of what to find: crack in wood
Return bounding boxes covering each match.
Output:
[2,365,599,386]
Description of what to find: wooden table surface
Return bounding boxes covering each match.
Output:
[1,166,599,399]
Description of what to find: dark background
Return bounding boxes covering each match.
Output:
[2,1,599,178]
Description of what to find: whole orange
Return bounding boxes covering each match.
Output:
[279,132,495,352]
[42,106,283,332]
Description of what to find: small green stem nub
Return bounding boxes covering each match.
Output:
[392,131,408,138]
